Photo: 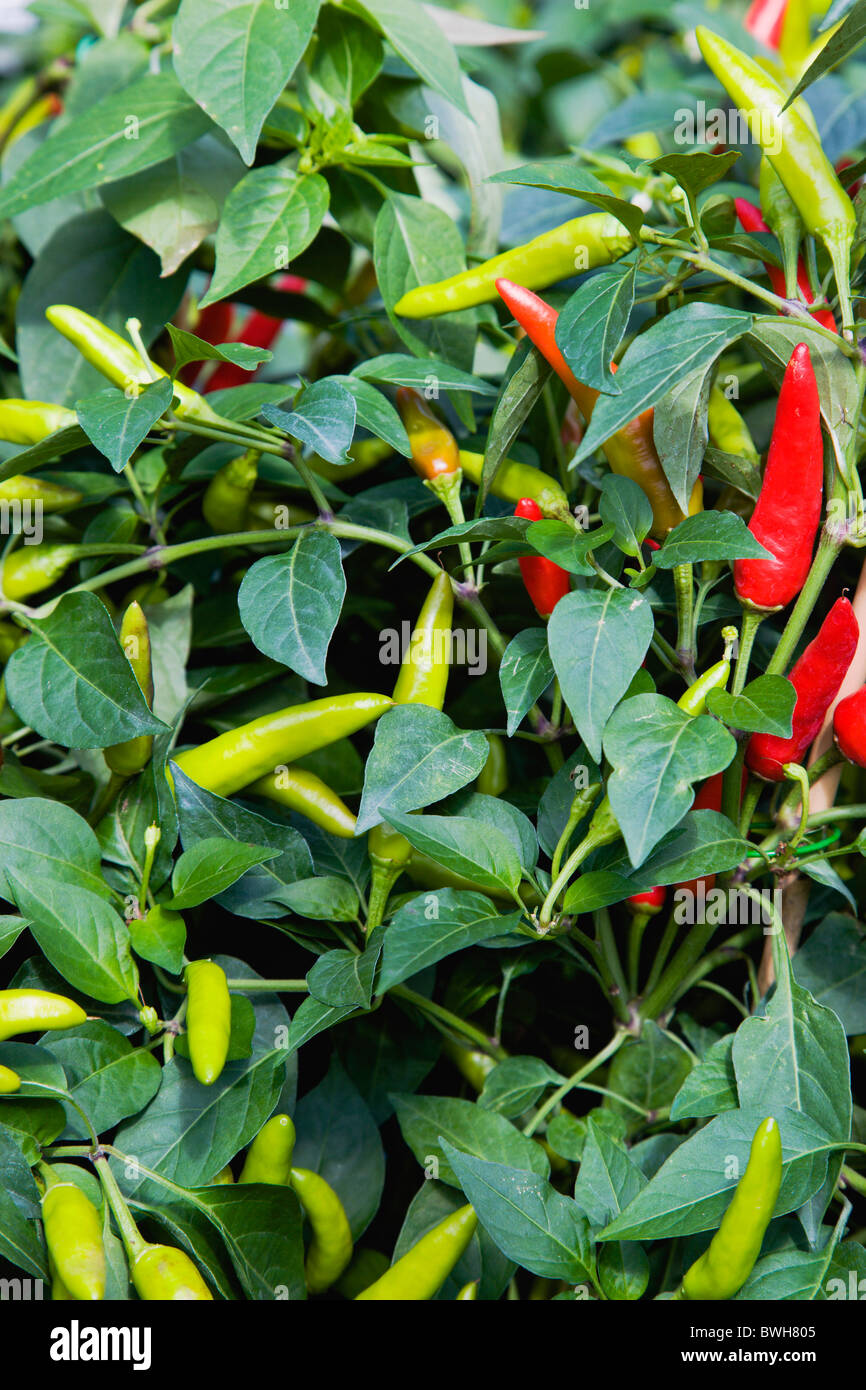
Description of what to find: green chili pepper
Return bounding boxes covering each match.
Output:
[366,819,414,934]
[679,1117,782,1300]
[356,1204,478,1300]
[696,28,855,327]
[184,960,231,1086]
[131,1243,213,1300]
[394,213,633,317]
[0,475,82,510]
[203,450,259,533]
[676,627,737,716]
[244,496,315,530]
[2,543,77,601]
[477,733,508,796]
[392,569,454,708]
[0,620,26,663]
[48,1254,72,1301]
[171,691,392,799]
[306,437,392,483]
[707,386,759,466]
[104,601,154,777]
[335,1249,391,1299]
[44,305,227,427]
[459,449,570,521]
[0,1063,21,1093]
[0,399,77,445]
[211,1165,235,1185]
[456,1280,479,1300]
[443,1036,497,1092]
[0,989,86,1040]
[239,1113,296,1185]
[759,156,805,299]
[41,1175,106,1302]
[290,1167,354,1294]
[246,765,357,837]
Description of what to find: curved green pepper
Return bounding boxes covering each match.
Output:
[356,1204,477,1300]
[185,960,231,1086]
[131,1243,213,1300]
[290,1167,354,1295]
[41,1177,106,1301]
[246,765,357,837]
[239,1114,296,1185]
[104,601,154,777]
[0,989,86,1040]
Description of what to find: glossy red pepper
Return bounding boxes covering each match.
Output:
[747,597,859,780]
[733,343,823,613]
[734,199,837,332]
[626,886,666,915]
[745,0,788,48]
[514,497,570,618]
[833,687,866,767]
[205,275,308,393]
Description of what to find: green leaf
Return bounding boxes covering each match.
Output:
[0,1127,47,1279]
[356,706,489,834]
[75,378,175,471]
[478,340,551,515]
[572,1119,647,1227]
[653,511,772,567]
[173,0,320,164]
[441,1141,593,1282]
[0,72,213,219]
[348,0,469,116]
[46,1020,162,1138]
[351,354,497,396]
[307,945,380,1010]
[167,837,279,910]
[548,588,655,763]
[5,592,168,749]
[262,379,356,465]
[478,1057,563,1119]
[598,475,653,556]
[792,914,866,1035]
[556,265,635,395]
[378,890,522,992]
[0,798,111,902]
[488,161,644,240]
[650,150,741,198]
[706,675,796,736]
[201,166,329,305]
[238,531,346,685]
[384,811,524,900]
[166,324,272,376]
[129,905,186,973]
[670,1034,738,1121]
[499,629,554,737]
[277,876,360,921]
[527,519,614,576]
[392,1093,550,1187]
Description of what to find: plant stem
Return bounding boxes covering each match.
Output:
[523,1031,626,1136]
[731,609,764,697]
[92,1153,146,1260]
[639,918,716,1021]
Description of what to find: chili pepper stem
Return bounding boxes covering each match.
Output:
[673,563,696,678]
[639,920,717,1022]
[779,763,811,848]
[641,912,679,998]
[92,1153,147,1261]
[627,912,650,994]
[594,909,630,1021]
[290,452,333,519]
[87,771,127,828]
[365,864,401,935]
[732,610,764,697]
[722,741,747,825]
[522,1031,626,1136]
[426,469,475,584]
[739,776,763,838]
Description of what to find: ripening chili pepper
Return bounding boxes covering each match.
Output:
[734,199,836,331]
[745,0,788,48]
[624,131,663,160]
[677,628,737,716]
[356,1204,478,1300]
[171,692,392,799]
[104,601,154,777]
[1,543,78,601]
[733,344,823,613]
[184,960,231,1086]
[0,989,86,1039]
[834,687,866,767]
[247,765,356,837]
[394,213,633,318]
[515,497,571,617]
[396,387,461,483]
[747,596,859,780]
[495,278,702,538]
[239,1113,296,1184]
[0,1063,21,1092]
[131,1243,213,1300]
[477,732,508,797]
[696,29,855,325]
[0,475,82,510]
[707,384,760,465]
[202,450,259,533]
[459,448,570,521]
[679,1117,782,1300]
[625,886,666,916]
[779,0,812,70]
[41,1174,106,1301]
[44,305,227,427]
[393,569,454,708]
[0,398,77,444]
[5,91,63,148]
[290,1167,354,1295]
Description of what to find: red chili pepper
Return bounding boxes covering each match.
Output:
[204,275,308,393]
[625,886,666,915]
[496,278,702,538]
[733,343,823,613]
[734,200,837,332]
[178,301,237,385]
[514,497,570,618]
[747,597,859,780]
[833,687,866,767]
[745,0,787,48]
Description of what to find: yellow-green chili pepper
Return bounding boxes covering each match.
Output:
[41,1175,106,1302]
[394,213,633,317]
[246,765,357,837]
[0,989,86,1039]
[1,543,77,600]
[290,1167,354,1294]
[44,305,227,427]
[184,960,231,1086]
[459,449,570,521]
[696,28,855,326]
[392,569,454,708]
[676,628,737,716]
[0,399,77,445]
[104,601,154,777]
[708,386,759,466]
[0,475,82,510]
[678,1117,782,1300]
[239,1114,296,1185]
[477,732,508,796]
[211,1165,235,1185]
[131,1243,213,1300]
[171,692,392,799]
[0,620,26,663]
[456,1280,479,1300]
[356,1204,478,1300]
[0,1063,21,1093]
[203,450,259,533]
